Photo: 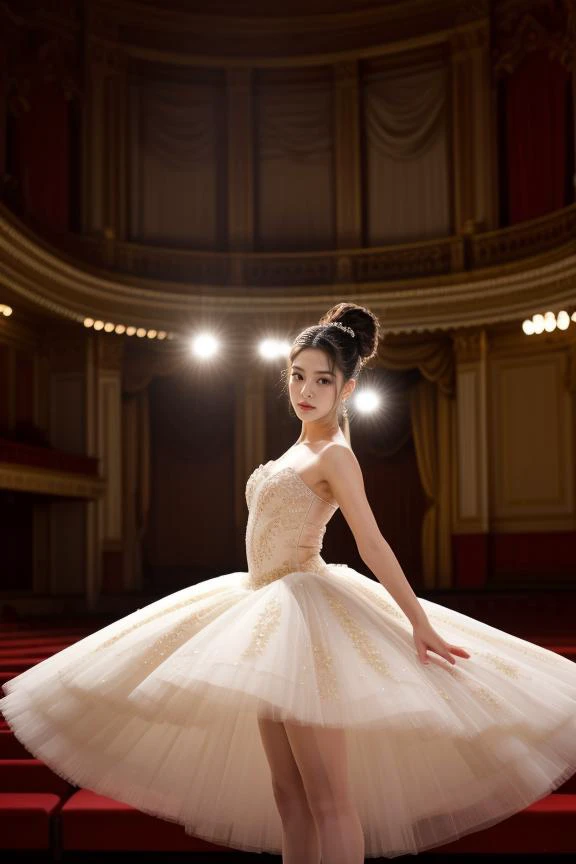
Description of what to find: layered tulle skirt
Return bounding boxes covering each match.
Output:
[1,563,576,857]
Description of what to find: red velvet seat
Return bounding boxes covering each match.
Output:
[0,792,62,850]
[60,789,227,852]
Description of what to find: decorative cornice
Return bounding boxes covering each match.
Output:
[0,463,105,499]
[494,0,575,75]
[85,0,487,67]
[1,205,576,336]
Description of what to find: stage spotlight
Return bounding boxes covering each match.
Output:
[556,311,570,330]
[522,319,535,335]
[259,338,291,359]
[190,333,219,358]
[0,305,12,317]
[353,389,381,414]
[532,314,545,334]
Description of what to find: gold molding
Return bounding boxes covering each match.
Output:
[2,204,576,336]
[84,0,486,70]
[0,463,105,499]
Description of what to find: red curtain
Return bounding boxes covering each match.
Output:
[506,50,569,224]
[15,74,69,231]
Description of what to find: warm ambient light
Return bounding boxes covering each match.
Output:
[190,333,219,359]
[258,338,291,359]
[523,310,574,336]
[522,319,535,335]
[353,389,382,415]
[81,318,173,339]
[0,304,13,317]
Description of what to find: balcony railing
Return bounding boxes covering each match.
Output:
[3,201,576,290]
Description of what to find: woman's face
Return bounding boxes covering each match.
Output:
[288,348,344,422]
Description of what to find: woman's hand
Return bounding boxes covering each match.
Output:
[412,619,471,667]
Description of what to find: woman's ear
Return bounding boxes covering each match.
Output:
[343,379,356,401]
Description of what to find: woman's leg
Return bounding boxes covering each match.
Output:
[283,720,365,864]
[258,716,321,864]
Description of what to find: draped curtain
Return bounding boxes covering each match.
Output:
[378,336,455,587]
[505,51,570,224]
[256,75,334,249]
[363,58,450,244]
[128,75,223,247]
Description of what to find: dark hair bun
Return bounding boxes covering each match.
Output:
[318,302,381,364]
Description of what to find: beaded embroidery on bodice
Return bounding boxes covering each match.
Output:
[245,460,339,589]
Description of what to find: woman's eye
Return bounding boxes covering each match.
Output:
[291,373,330,385]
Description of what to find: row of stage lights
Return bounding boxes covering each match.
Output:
[522,310,576,335]
[3,302,574,348]
[189,333,382,414]
[83,318,175,339]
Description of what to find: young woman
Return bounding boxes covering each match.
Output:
[2,302,576,864]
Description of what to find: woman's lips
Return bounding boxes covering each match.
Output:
[298,404,315,410]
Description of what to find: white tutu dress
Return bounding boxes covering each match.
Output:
[1,458,576,858]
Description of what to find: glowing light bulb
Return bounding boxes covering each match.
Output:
[522,319,535,335]
[190,333,219,358]
[353,389,381,415]
[258,338,291,359]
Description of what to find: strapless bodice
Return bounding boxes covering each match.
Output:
[245,460,339,589]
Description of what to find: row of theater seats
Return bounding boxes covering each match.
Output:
[0,618,575,859]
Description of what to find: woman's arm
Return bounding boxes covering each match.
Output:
[320,445,428,626]
[321,445,471,666]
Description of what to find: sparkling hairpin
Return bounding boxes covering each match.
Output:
[327,322,355,338]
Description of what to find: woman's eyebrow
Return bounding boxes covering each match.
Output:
[291,365,335,375]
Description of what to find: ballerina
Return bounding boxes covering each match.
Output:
[1,301,576,863]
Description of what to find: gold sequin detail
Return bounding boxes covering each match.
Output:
[321,586,395,679]
[92,586,228,651]
[241,597,282,658]
[429,613,558,664]
[432,665,505,712]
[246,465,331,588]
[141,597,230,667]
[311,640,339,700]
[249,562,294,590]
[247,469,309,582]
[476,651,522,679]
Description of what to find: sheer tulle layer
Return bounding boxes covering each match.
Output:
[1,564,576,858]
